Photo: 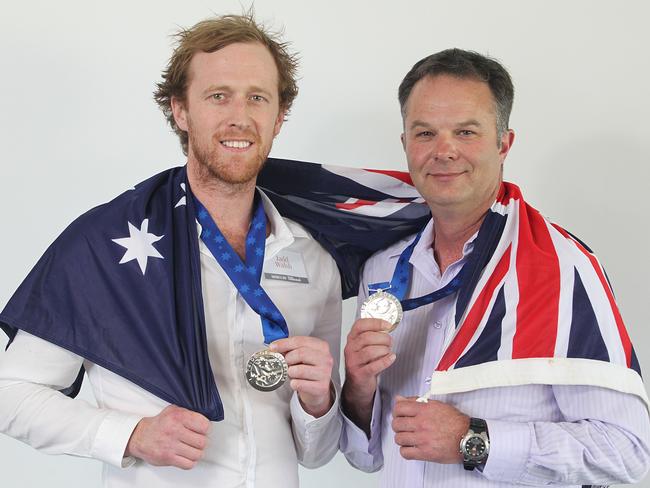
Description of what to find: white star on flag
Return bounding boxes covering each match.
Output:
[175,183,186,208]
[112,219,164,275]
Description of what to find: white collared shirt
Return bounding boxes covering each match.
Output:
[0,191,343,488]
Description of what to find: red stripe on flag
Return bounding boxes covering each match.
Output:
[496,181,523,206]
[364,169,414,185]
[512,204,560,358]
[551,223,633,368]
[436,245,512,371]
[335,199,377,211]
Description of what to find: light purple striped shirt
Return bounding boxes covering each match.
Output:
[340,220,650,487]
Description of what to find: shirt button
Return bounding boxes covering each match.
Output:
[433,321,442,329]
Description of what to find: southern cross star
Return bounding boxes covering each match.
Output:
[112,219,164,275]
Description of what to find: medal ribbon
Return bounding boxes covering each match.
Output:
[194,194,288,344]
[374,230,470,312]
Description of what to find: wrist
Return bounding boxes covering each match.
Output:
[124,417,148,459]
[459,417,490,470]
[299,383,335,418]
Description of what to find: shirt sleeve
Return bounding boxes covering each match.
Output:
[339,263,385,472]
[0,330,142,468]
[481,384,650,485]
[290,255,343,468]
[340,389,384,472]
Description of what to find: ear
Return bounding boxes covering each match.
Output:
[273,109,286,138]
[498,129,515,163]
[400,132,406,151]
[171,96,189,132]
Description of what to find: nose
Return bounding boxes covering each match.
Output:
[433,134,458,162]
[225,96,252,130]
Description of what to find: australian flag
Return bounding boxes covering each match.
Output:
[0,158,430,420]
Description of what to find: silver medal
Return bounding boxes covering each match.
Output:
[360,290,403,332]
[245,349,289,392]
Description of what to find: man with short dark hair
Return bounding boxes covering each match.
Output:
[340,49,650,486]
[0,14,342,488]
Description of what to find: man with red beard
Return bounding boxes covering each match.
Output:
[0,14,342,488]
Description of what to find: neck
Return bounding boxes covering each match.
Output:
[187,160,257,258]
[430,204,491,275]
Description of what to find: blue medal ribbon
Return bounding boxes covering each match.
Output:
[194,193,288,344]
[371,230,469,312]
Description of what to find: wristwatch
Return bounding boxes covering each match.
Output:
[459,417,490,470]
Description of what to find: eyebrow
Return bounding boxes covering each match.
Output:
[201,85,275,98]
[408,119,483,131]
[409,120,431,130]
[457,119,482,128]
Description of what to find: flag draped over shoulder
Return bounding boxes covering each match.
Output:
[0,158,429,419]
[0,167,224,419]
[258,158,430,298]
[418,182,648,408]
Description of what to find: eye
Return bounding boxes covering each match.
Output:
[210,93,225,101]
[458,129,475,136]
[416,131,434,138]
[250,94,267,102]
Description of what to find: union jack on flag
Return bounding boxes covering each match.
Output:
[417,182,647,406]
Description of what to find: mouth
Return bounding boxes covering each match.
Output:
[220,139,253,150]
[430,171,466,181]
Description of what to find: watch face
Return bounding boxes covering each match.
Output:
[463,436,487,461]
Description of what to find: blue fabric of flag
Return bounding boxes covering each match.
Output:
[0,167,223,419]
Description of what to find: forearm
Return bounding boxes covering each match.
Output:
[0,380,140,466]
[339,388,383,472]
[341,382,375,436]
[291,388,342,468]
[0,331,141,467]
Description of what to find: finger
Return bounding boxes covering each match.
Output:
[394,432,418,447]
[285,346,333,368]
[175,441,204,462]
[391,416,416,433]
[393,398,429,417]
[270,336,327,354]
[172,454,199,470]
[346,335,393,360]
[347,345,393,367]
[399,446,424,461]
[181,411,211,435]
[348,318,393,339]
[287,364,329,382]
[290,377,331,393]
[354,353,396,377]
[179,429,208,450]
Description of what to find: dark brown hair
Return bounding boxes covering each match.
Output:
[398,48,514,139]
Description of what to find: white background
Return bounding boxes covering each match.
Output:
[0,0,649,486]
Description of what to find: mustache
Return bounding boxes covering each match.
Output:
[214,129,259,142]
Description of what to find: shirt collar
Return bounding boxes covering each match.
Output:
[388,218,478,285]
[196,188,308,261]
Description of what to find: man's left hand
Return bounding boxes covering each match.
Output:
[392,396,470,463]
[270,337,334,418]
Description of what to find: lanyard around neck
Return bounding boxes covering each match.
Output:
[381,230,469,312]
[194,194,288,344]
